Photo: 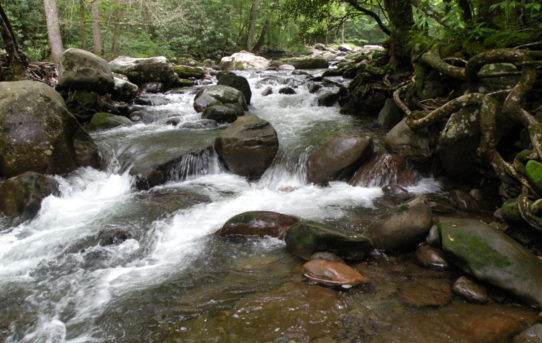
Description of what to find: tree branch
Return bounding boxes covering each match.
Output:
[340,0,391,36]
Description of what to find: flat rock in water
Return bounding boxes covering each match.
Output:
[303,259,368,288]
[439,217,542,308]
[215,211,300,239]
[285,220,373,260]
[397,278,453,307]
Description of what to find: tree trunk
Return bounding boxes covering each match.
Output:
[456,0,472,23]
[110,7,122,54]
[383,0,414,69]
[340,22,345,44]
[43,0,64,63]
[246,0,258,51]
[91,0,102,55]
[253,19,269,52]
[79,0,87,50]
[0,2,27,79]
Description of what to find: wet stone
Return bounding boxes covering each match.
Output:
[303,259,369,289]
[310,252,345,264]
[278,87,296,95]
[514,324,542,343]
[215,211,300,239]
[397,278,453,307]
[453,276,489,304]
[415,244,449,270]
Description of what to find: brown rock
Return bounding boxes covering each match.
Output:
[303,259,369,289]
[415,244,449,270]
[215,211,299,239]
[453,276,489,304]
[350,153,415,187]
[398,278,453,307]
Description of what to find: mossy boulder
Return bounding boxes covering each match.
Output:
[285,220,373,260]
[58,48,114,93]
[285,58,329,69]
[215,211,300,239]
[193,85,248,113]
[90,113,133,130]
[307,135,373,185]
[526,160,542,194]
[0,81,99,177]
[217,72,252,105]
[0,172,59,219]
[109,56,178,87]
[214,115,278,180]
[173,65,205,79]
[439,217,542,308]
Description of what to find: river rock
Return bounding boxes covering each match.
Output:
[285,220,373,260]
[217,72,252,105]
[453,276,489,304]
[215,211,300,239]
[73,128,102,169]
[214,115,278,180]
[385,118,431,162]
[261,87,273,96]
[303,259,368,288]
[415,244,449,269]
[109,56,178,87]
[439,217,542,308]
[398,278,453,307]
[307,135,373,185]
[91,112,133,130]
[112,77,139,102]
[0,81,99,177]
[317,92,339,107]
[377,98,402,129]
[288,58,329,69]
[57,48,114,93]
[364,197,433,251]
[173,65,205,79]
[193,85,248,113]
[279,87,296,95]
[310,252,345,263]
[514,324,542,343]
[202,104,243,124]
[220,51,271,70]
[141,82,165,93]
[350,153,415,187]
[0,172,59,219]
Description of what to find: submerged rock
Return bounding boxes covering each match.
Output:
[285,220,373,260]
[0,81,99,177]
[0,172,59,219]
[215,211,300,239]
[439,217,542,308]
[91,113,133,130]
[307,135,373,185]
[214,115,278,180]
[109,56,178,87]
[453,276,489,304]
[385,118,431,162]
[415,244,449,270]
[364,197,433,251]
[217,72,252,105]
[514,324,542,343]
[58,48,114,93]
[398,278,453,307]
[303,259,368,288]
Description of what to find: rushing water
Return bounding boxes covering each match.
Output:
[0,70,442,342]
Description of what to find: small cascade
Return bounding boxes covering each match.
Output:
[350,153,416,187]
[168,147,221,181]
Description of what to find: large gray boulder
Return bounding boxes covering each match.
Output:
[214,115,278,180]
[217,72,252,105]
[220,51,271,70]
[307,135,373,185]
[194,85,248,113]
[112,77,139,102]
[58,48,114,93]
[0,81,100,177]
[439,217,542,309]
[364,196,433,250]
[0,172,59,219]
[109,56,178,87]
[385,118,431,162]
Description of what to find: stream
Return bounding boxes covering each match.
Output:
[0,70,535,343]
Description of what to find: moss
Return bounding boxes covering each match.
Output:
[440,224,512,272]
[74,91,98,106]
[501,198,523,224]
[234,62,245,70]
[526,160,542,194]
[173,65,204,79]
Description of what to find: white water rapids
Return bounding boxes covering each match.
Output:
[0,70,440,342]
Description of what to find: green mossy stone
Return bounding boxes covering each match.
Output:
[439,217,542,308]
[285,220,373,260]
[90,113,133,130]
[501,198,523,224]
[173,65,205,79]
[526,160,542,194]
